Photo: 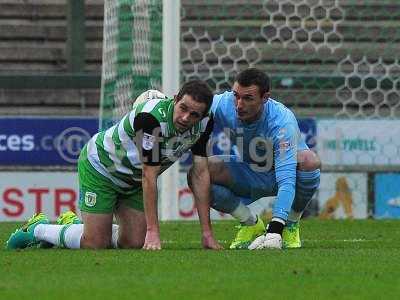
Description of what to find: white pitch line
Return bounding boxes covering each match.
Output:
[303,239,379,242]
[161,239,379,244]
[162,240,228,244]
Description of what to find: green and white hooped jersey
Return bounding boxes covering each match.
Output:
[86,98,211,189]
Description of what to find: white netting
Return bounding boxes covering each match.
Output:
[100,0,162,129]
[260,0,344,53]
[180,0,400,118]
[336,56,400,118]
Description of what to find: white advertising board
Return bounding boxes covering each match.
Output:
[317,120,400,166]
[318,173,368,219]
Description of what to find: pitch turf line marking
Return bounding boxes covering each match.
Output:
[303,239,378,242]
[161,239,378,244]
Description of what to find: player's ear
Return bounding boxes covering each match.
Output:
[263,92,270,103]
[202,109,209,118]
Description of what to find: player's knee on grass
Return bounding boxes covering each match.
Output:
[115,204,146,249]
[118,236,144,249]
[297,150,321,171]
[80,212,114,249]
[81,233,112,249]
[117,218,146,249]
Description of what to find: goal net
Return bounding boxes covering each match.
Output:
[99,0,162,130]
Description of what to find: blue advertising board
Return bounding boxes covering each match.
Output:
[298,118,317,150]
[374,173,400,219]
[0,117,98,166]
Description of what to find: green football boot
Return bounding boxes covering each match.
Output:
[57,211,82,225]
[282,221,301,249]
[6,213,50,249]
[229,216,265,249]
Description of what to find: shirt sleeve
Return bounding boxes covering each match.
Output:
[133,112,162,166]
[210,92,229,121]
[191,116,214,157]
[272,120,300,220]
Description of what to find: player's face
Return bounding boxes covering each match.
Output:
[232,82,269,123]
[173,94,207,133]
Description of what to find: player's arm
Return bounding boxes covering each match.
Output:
[190,117,222,250]
[142,163,161,250]
[134,112,163,250]
[268,122,299,233]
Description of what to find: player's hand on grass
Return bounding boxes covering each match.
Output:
[143,230,161,250]
[202,232,223,250]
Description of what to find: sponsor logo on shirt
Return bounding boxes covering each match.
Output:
[142,133,156,150]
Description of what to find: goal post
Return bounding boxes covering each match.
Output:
[160,0,180,220]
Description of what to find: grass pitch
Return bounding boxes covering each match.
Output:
[1,219,399,300]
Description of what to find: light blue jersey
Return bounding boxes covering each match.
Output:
[211,91,309,220]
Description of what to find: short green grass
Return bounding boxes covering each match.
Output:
[1,219,400,300]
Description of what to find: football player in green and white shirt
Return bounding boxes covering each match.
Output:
[6,81,222,251]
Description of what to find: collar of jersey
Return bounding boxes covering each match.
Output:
[167,99,178,136]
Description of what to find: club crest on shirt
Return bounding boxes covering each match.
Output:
[142,133,156,150]
[279,140,291,152]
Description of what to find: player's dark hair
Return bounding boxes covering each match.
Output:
[235,68,270,95]
[176,80,213,115]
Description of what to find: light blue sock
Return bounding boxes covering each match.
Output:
[291,169,320,215]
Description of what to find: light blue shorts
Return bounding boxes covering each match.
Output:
[221,156,278,205]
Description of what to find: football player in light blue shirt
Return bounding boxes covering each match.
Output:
[189,68,320,249]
